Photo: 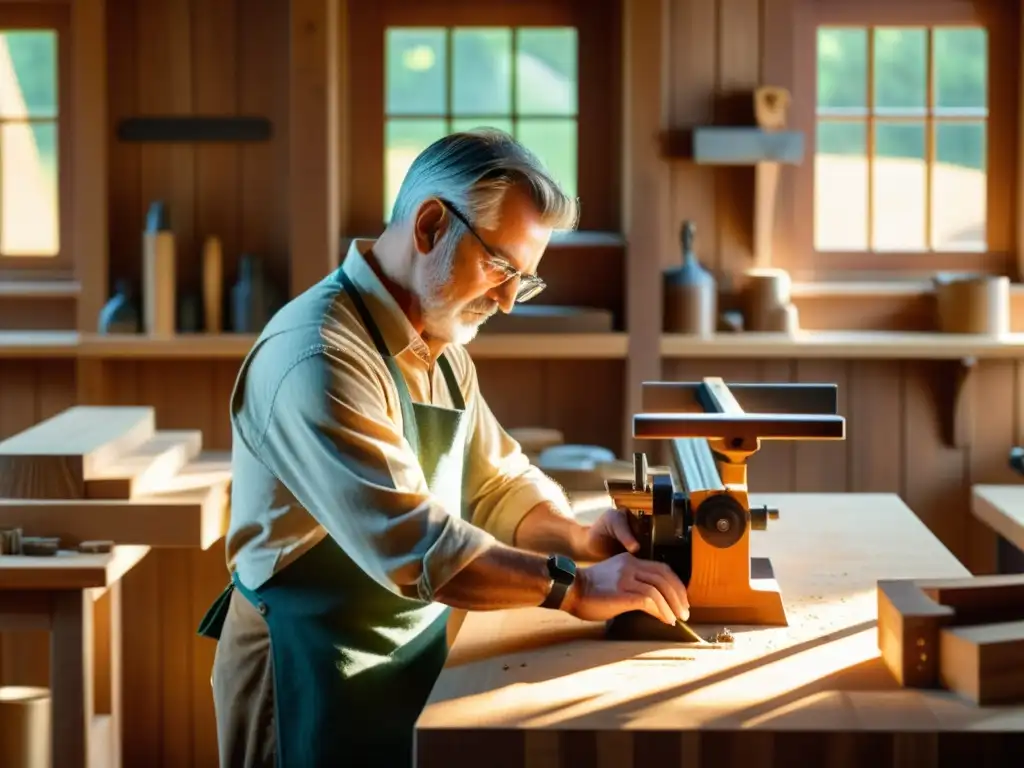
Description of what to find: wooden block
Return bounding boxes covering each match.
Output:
[754,86,790,130]
[0,453,231,549]
[84,430,203,499]
[0,407,156,499]
[142,230,176,335]
[877,575,1024,703]
[940,620,1024,705]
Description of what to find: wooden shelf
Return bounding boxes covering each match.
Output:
[0,280,81,299]
[12,330,1024,363]
[661,331,1024,360]
[470,333,627,359]
[0,331,630,360]
[78,333,259,359]
[0,331,78,357]
[660,127,804,165]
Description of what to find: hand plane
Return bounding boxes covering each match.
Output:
[605,377,846,641]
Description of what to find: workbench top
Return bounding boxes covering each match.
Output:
[0,545,150,590]
[416,493,1020,767]
[972,484,1024,553]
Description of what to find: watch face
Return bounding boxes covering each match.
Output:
[550,554,577,581]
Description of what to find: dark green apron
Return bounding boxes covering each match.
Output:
[198,270,469,767]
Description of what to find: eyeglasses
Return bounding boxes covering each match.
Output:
[437,199,547,303]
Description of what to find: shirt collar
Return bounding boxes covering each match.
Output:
[340,239,432,362]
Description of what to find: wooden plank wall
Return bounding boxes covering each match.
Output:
[106,0,291,310]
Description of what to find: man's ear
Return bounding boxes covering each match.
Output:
[412,199,447,255]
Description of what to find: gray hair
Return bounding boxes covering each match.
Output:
[389,128,580,235]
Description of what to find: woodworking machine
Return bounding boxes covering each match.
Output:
[605,377,846,641]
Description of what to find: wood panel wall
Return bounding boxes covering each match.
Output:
[106,0,291,307]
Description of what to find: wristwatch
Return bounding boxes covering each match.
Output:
[540,554,577,610]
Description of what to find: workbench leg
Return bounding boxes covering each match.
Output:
[50,590,94,768]
[93,582,122,768]
[996,536,1024,574]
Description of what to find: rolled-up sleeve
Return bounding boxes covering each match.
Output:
[255,349,495,603]
[458,353,574,545]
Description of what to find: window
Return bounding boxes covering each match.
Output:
[814,26,987,254]
[345,0,620,235]
[383,26,578,221]
[0,28,59,258]
[787,1,1016,279]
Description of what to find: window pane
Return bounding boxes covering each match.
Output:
[934,28,987,112]
[933,121,986,251]
[814,121,867,250]
[515,28,577,116]
[873,28,926,113]
[384,119,448,221]
[2,122,58,255]
[817,27,867,112]
[386,29,446,116]
[872,122,926,250]
[451,118,513,134]
[452,28,511,116]
[515,119,576,199]
[0,31,58,119]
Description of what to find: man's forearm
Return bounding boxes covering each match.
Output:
[433,541,558,611]
[512,501,590,559]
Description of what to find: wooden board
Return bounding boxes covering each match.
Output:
[972,484,1024,552]
[0,454,230,549]
[417,493,1021,767]
[0,406,156,499]
[878,574,1024,705]
[84,429,203,499]
[0,545,150,590]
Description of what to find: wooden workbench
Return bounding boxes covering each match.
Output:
[417,493,1021,767]
[972,485,1024,574]
[0,545,149,768]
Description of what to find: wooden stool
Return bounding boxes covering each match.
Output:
[0,686,50,768]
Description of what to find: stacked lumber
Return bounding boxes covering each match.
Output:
[878,574,1024,705]
[0,406,230,550]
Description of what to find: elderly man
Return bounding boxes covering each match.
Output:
[198,129,689,768]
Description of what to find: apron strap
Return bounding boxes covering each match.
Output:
[339,269,421,455]
[437,355,465,411]
[337,267,466,413]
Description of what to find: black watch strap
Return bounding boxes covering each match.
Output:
[540,554,577,610]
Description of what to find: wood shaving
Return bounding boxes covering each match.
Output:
[706,627,735,644]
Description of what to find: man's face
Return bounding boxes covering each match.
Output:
[412,185,552,345]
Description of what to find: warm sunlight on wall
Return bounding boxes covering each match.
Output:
[0,37,58,257]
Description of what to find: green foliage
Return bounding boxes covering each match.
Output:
[3,31,58,169]
[4,31,57,116]
[817,26,987,169]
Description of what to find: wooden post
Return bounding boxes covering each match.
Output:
[622,0,669,457]
[289,0,341,298]
[71,0,108,334]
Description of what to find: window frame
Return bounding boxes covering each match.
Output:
[0,3,71,277]
[345,0,621,235]
[788,0,1017,281]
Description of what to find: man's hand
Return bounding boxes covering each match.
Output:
[573,508,641,562]
[561,552,689,625]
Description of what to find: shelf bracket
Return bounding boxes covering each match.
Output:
[938,356,977,449]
